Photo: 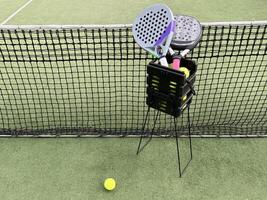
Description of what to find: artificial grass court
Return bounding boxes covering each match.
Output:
[0,0,267,200]
[0,0,266,24]
[0,138,267,200]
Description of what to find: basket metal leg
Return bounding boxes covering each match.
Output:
[174,106,193,177]
[188,106,193,160]
[174,117,182,177]
[136,108,160,155]
[137,106,193,178]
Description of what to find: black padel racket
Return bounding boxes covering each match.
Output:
[171,15,202,70]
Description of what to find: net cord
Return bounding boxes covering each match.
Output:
[0,21,266,30]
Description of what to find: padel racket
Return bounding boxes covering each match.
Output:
[171,15,202,70]
[132,4,176,67]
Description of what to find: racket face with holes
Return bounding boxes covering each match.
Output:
[132,4,175,58]
[171,15,202,50]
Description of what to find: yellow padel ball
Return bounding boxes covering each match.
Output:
[179,67,190,78]
[182,95,187,101]
[104,178,116,191]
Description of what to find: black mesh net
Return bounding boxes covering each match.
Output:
[0,23,266,137]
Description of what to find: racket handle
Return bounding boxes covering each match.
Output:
[169,48,181,70]
[172,49,190,70]
[172,54,181,70]
[159,57,168,67]
[181,49,190,57]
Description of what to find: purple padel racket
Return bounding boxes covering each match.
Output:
[132,4,178,67]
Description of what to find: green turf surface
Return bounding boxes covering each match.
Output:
[2,0,267,25]
[0,138,266,200]
[0,0,29,23]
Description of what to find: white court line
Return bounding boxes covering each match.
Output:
[0,0,33,25]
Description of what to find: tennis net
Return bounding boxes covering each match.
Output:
[0,21,266,137]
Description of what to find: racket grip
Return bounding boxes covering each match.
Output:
[172,54,181,70]
[159,57,168,67]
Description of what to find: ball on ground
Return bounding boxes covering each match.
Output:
[104,178,116,191]
[179,67,190,78]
